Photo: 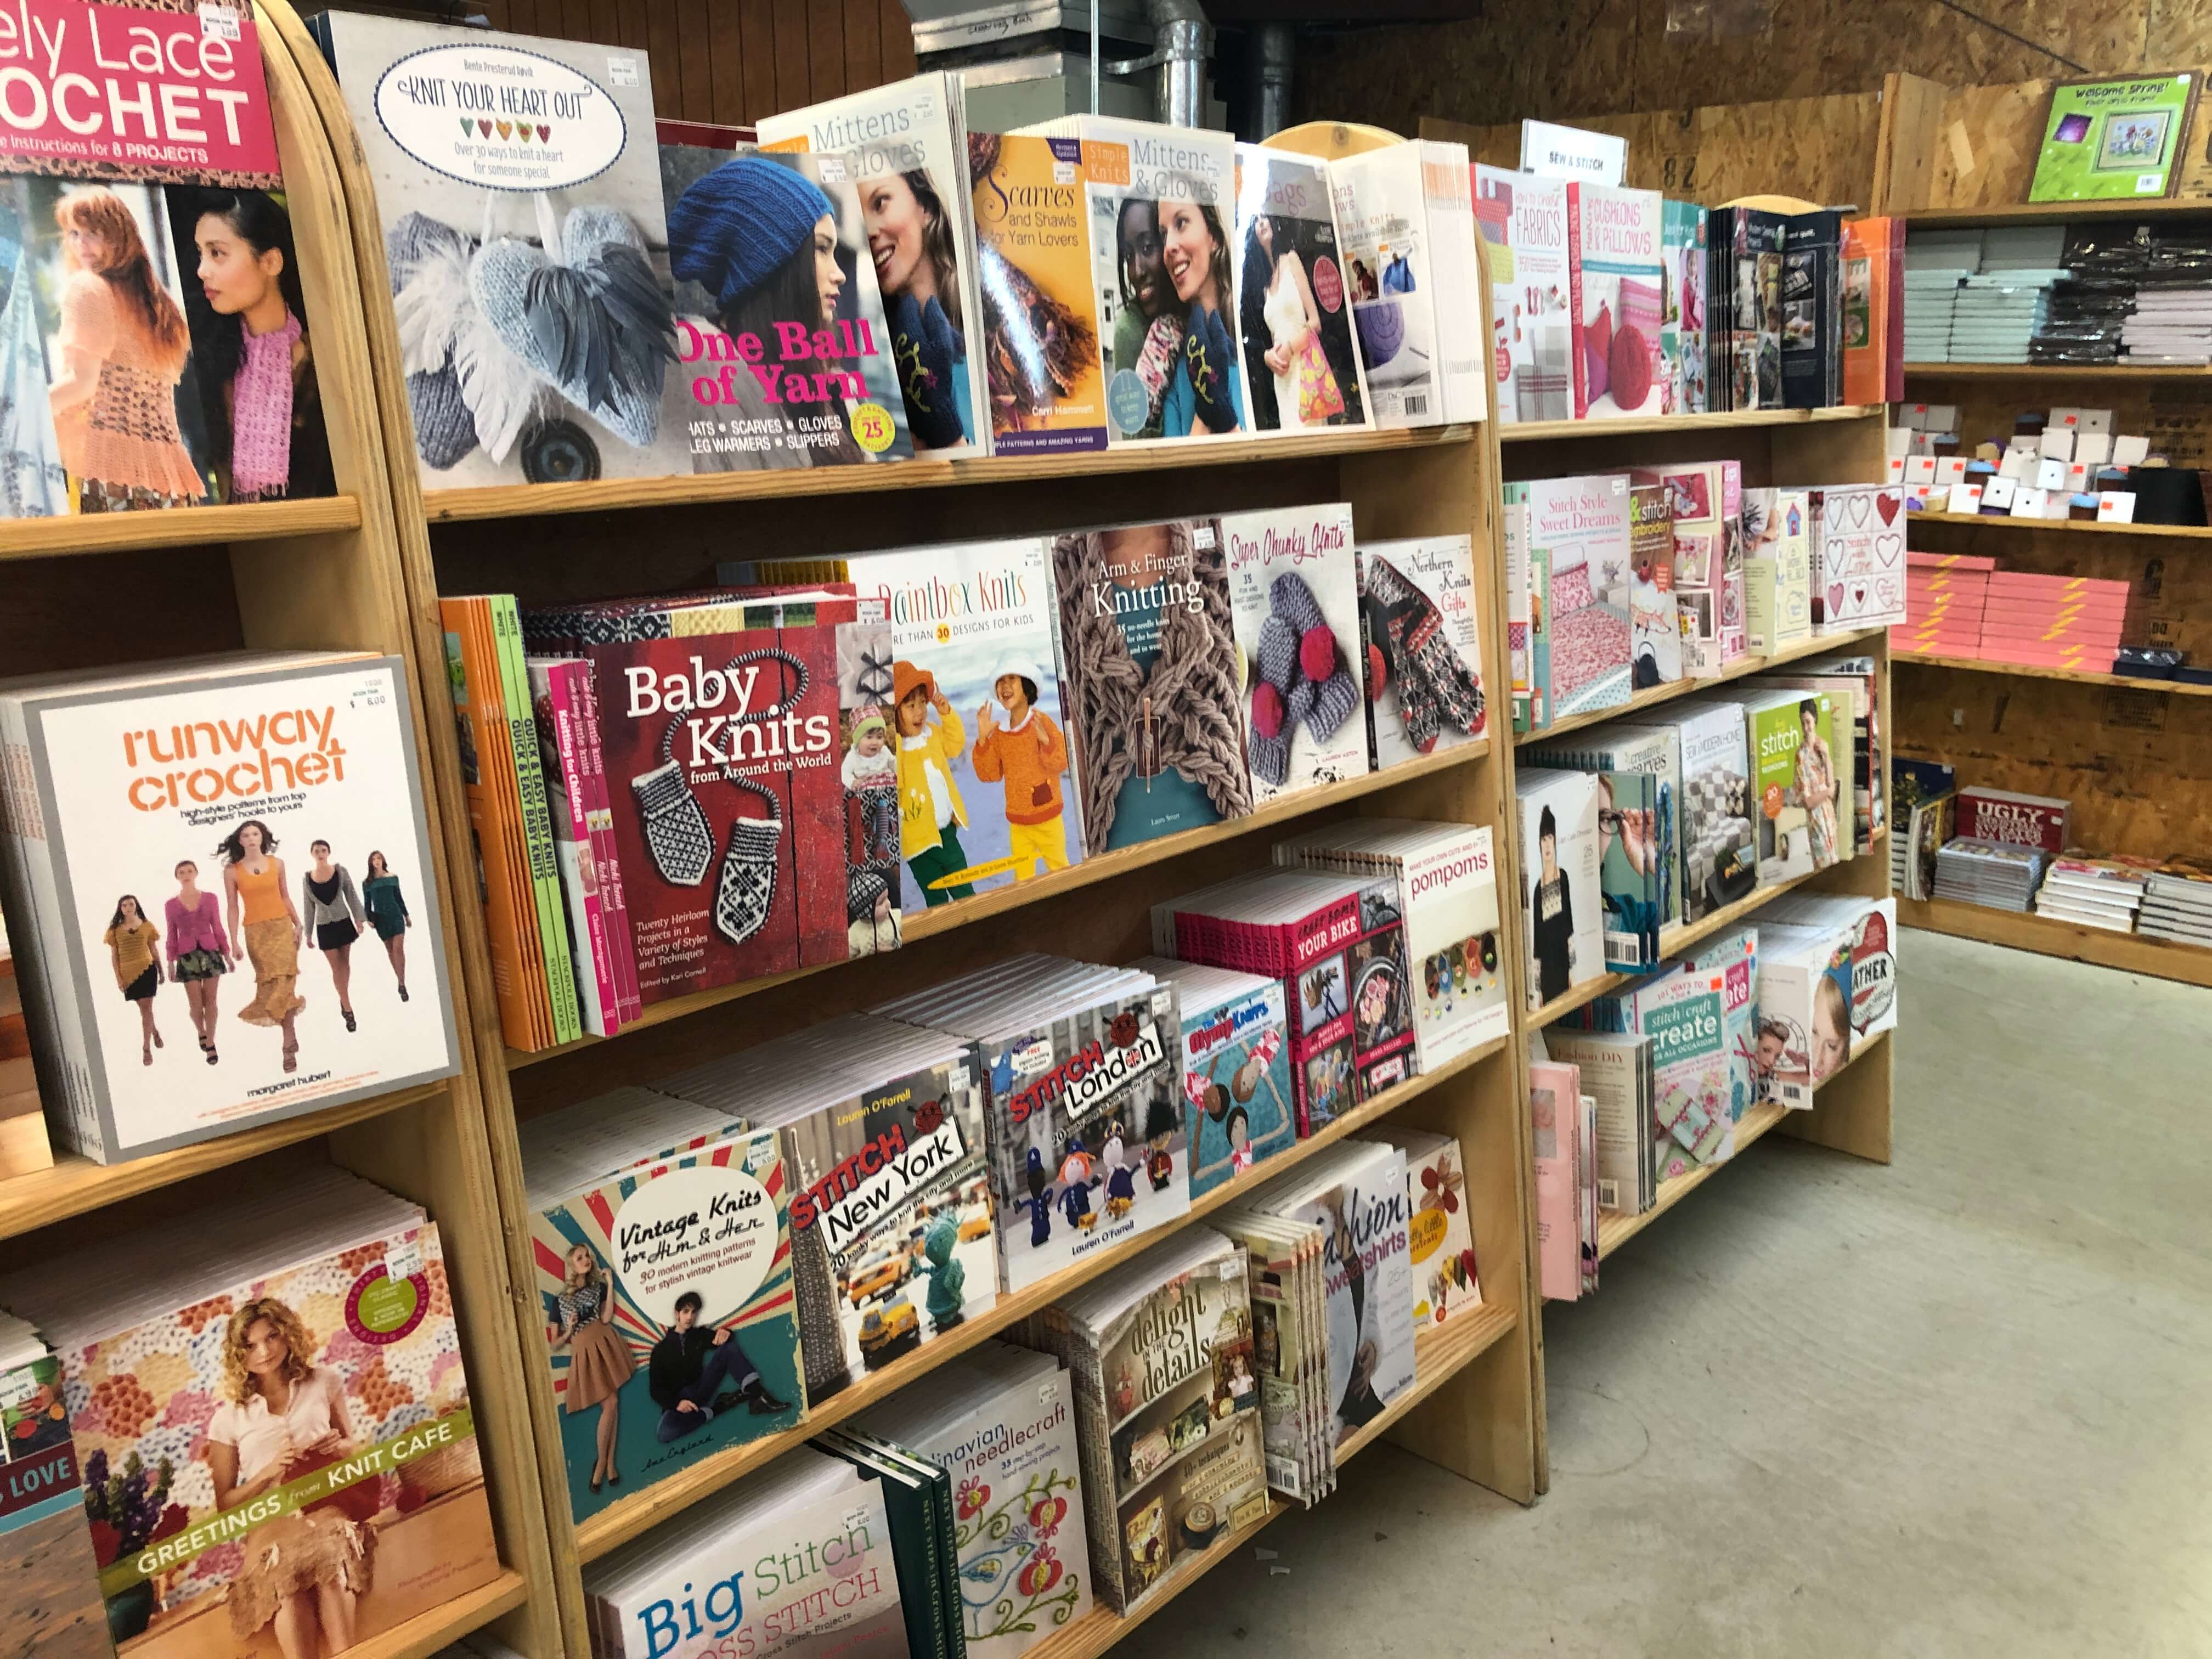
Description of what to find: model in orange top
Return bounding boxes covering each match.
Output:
[221,818,307,1073]
[970,657,1071,879]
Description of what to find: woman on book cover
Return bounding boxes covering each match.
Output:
[1795,699,1840,867]
[46,187,206,511]
[101,895,162,1066]
[301,840,368,1034]
[174,188,335,504]
[551,1241,635,1494]
[1110,199,1181,440]
[860,167,973,452]
[219,819,306,1073]
[205,1297,371,1659]
[1812,971,1852,1082]
[166,860,232,1066]
[1158,190,1243,438]
[891,661,977,907]
[1532,804,1576,1005]
[362,850,413,1002]
[1246,215,1345,430]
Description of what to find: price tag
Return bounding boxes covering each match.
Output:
[385,1236,426,1282]
[0,1367,38,1409]
[607,55,641,87]
[199,2,241,40]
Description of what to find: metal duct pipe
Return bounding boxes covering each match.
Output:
[1253,21,1294,140]
[1147,0,1211,127]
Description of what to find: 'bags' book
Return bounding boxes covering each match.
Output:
[1234,145,1369,433]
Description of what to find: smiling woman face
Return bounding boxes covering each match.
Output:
[1119,199,1166,319]
[1159,193,1214,308]
[810,215,845,326]
[241,1316,289,1378]
[861,173,930,302]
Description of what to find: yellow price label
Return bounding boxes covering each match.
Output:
[850,402,896,454]
[1407,1207,1448,1263]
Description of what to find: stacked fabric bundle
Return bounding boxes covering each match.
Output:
[1897,551,1994,658]
[1977,571,2130,674]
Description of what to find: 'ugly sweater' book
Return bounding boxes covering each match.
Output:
[1220,504,1369,803]
[1234,145,1372,433]
[1132,957,1296,1200]
[1357,534,1489,766]
[1522,475,1633,720]
[1475,166,1572,423]
[1567,183,1664,418]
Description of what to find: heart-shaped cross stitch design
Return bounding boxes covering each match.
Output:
[496,120,512,139]
[539,124,552,141]
[1853,583,1867,608]
[1828,582,1846,615]
[1876,575,1901,610]
[1875,490,1900,526]
[1873,531,1903,568]
[1839,492,1872,531]
[477,119,492,137]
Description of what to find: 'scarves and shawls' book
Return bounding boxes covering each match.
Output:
[1219,504,1368,803]
[1032,1228,1266,1614]
[313,13,689,486]
[1521,475,1632,721]
[0,652,459,1163]
[1131,957,1295,1199]
[1566,183,1664,419]
[0,1311,105,1658]
[1234,145,1369,433]
[1329,142,1485,426]
[1052,518,1250,853]
[1475,166,1571,424]
[1357,534,1488,766]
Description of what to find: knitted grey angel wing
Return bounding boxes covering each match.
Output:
[520,241,676,409]
[391,217,549,466]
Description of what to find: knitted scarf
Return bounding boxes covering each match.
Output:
[230,309,299,500]
[1053,520,1251,848]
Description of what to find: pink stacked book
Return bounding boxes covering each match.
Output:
[1977,572,2131,672]
[1898,550,1993,657]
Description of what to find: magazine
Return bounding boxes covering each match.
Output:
[1234,146,1368,432]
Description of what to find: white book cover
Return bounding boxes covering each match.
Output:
[1671,702,1758,920]
[1516,770,1602,1008]
[0,655,458,1161]
[1331,145,1466,427]
[1475,165,1571,423]
[1220,504,1369,802]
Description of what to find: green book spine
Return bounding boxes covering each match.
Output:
[491,595,581,1043]
[837,1427,964,1659]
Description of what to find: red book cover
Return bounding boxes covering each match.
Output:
[1956,786,2069,853]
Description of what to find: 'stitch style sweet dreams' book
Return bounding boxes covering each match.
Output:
[0,653,458,1164]
[1234,146,1368,433]
[1220,504,1369,803]
[1523,475,1632,721]
[314,13,690,486]
[0,0,337,519]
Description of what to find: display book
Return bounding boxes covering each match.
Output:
[1358,1127,1481,1329]
[1521,728,1671,972]
[1358,533,1489,768]
[0,652,458,1164]
[1234,146,1371,435]
[0,1168,502,1659]
[1706,205,1851,413]
[1539,1024,1655,1217]
[1518,473,1632,727]
[1513,766,1602,1011]
[1525,1049,1598,1298]
[518,1087,806,1525]
[1678,687,1846,889]
[2139,857,2212,945]
[1150,866,1418,1135]
[0,1310,104,1657]
[1474,165,1571,424]
[1028,1227,1268,1615]
[872,956,1190,1295]
[1221,504,1370,804]
[1565,182,1664,420]
[1205,1200,1330,1505]
[0,0,337,521]
[1753,654,1884,856]
[1808,484,1909,631]
[1128,957,1295,1200]
[1638,460,1743,680]
[1890,758,1956,905]
[1740,487,1814,657]
[2032,852,2157,933]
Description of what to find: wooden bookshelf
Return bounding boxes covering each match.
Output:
[1898,898,2212,989]
[0,494,361,562]
[1498,405,1878,443]
[1903,198,2212,227]
[1903,363,2212,379]
[348,1568,530,1659]
[1518,625,1889,746]
[1895,656,2212,696]
[1906,510,2212,541]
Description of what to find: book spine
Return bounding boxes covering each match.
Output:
[493,597,582,1045]
[572,664,641,1028]
[546,664,620,1037]
[1567,183,1588,419]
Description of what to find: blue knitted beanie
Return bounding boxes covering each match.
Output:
[670,157,836,315]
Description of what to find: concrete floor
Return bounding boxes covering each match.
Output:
[1143,930,2212,1656]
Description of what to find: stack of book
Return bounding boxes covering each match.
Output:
[1948,271,2065,364]
[2033,855,2155,933]
[2120,286,2212,363]
[1979,572,2131,673]
[1903,229,1982,360]
[1933,838,2050,911]
[2140,859,2212,945]
[1899,551,1995,657]
[1208,1204,1335,1504]
[1526,1049,1600,1299]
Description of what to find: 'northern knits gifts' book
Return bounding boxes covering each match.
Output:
[1132,957,1295,1200]
[1523,475,1632,720]
[1475,166,1571,423]
[0,653,458,1163]
[1567,183,1664,419]
[0,1312,105,1659]
[1235,146,1370,433]
[1220,504,1369,803]
[1358,534,1488,766]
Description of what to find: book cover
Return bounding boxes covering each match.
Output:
[1529,762,1660,973]
[1523,475,1632,719]
[968,133,1108,455]
[1566,183,1663,419]
[1640,460,1743,675]
[814,1429,954,1659]
[1740,487,1813,652]
[1762,653,1884,853]
[1779,210,1842,409]
[1358,534,1488,767]
[1661,199,1707,414]
[1135,959,1294,1199]
[526,658,619,1037]
[0,1335,106,1658]
[1841,217,1896,407]
[491,597,582,1046]
[1527,1058,1583,1300]
[1669,927,1759,1132]
[1052,518,1250,853]
[1627,480,1681,687]
[1502,481,1532,732]
[1220,505,1368,803]
[1550,723,1681,929]
[1742,690,1836,883]
[315,12,691,485]
[1475,165,1571,423]
[1722,208,1787,409]
[532,1129,805,1522]
[1336,876,1418,1104]
[1516,770,1602,1009]
[660,138,916,469]
[1234,146,1368,432]
[754,74,990,455]
[1205,1211,1321,1502]
[1332,145,1463,426]
[1673,702,1757,919]
[0,655,458,1163]
[1956,786,2069,854]
[1756,924,1855,1107]
[833,620,905,960]
[1810,485,1907,630]
[1362,1127,1481,1327]
[1541,1028,1651,1215]
[1638,970,1732,1172]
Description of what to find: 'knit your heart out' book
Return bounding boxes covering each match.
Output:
[311,13,691,487]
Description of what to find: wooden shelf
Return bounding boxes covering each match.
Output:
[0,1079,449,1242]
[1895,654,2212,695]
[574,1030,1511,1562]
[1904,198,2212,227]
[1498,405,1880,443]
[1899,896,2212,988]
[1906,510,2212,541]
[422,424,1479,523]
[0,494,363,562]
[348,1568,529,1659]
[511,742,1485,1067]
[1019,1306,1516,1659]
[1904,363,2212,379]
[1517,625,1890,747]
[1595,1029,1891,1260]
[1527,830,1889,1031]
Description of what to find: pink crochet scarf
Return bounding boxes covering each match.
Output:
[230,309,300,500]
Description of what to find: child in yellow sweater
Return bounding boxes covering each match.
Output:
[972,659,1071,879]
[894,661,977,907]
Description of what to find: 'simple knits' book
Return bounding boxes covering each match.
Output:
[1329,141,1486,426]
[1627,480,1682,687]
[529,1124,806,1522]
[1540,1028,1653,1215]
[1474,166,1571,423]
[1740,487,1813,653]
[1955,786,2069,854]
[968,133,1109,455]
[1661,200,1707,414]
[659,137,916,470]
[1053,518,1250,852]
[1358,1127,1481,1328]
[0,1314,105,1658]
[314,13,690,486]
[1011,114,1246,445]
[1132,957,1295,1199]
[1809,485,1908,630]
[1220,505,1369,802]
[1358,535,1489,766]
[757,74,991,456]
[1515,769,1602,1009]
[1566,183,1664,418]
[0,653,459,1163]
[1527,1058,1585,1300]
[1032,1228,1267,1615]
[1779,210,1843,409]
[1669,702,1757,919]
[1522,475,1633,720]
[1235,146,1370,433]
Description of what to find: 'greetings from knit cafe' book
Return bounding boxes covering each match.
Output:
[0,0,337,518]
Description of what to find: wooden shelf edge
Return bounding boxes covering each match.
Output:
[511,742,1488,1068]
[1498,404,1880,443]
[349,1567,528,1659]
[572,1029,1512,1562]
[1906,510,2212,541]
[1899,896,2212,988]
[1904,197,2212,227]
[1894,653,2212,696]
[0,494,364,562]
[1904,362,2212,379]
[1516,625,1891,747]
[423,424,1480,523]
[1333,1300,1517,1463]
[0,1077,451,1242]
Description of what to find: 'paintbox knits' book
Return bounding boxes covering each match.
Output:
[0,1313,105,1659]
[1053,518,1251,853]
[0,653,458,1164]
[313,12,688,486]
[1475,166,1571,423]
[1567,183,1664,419]
[1220,504,1369,803]
[1358,534,1489,767]
[968,133,1108,455]
[1234,146,1369,433]
[1330,141,1485,426]
[1133,957,1295,1200]
[660,134,916,470]
[756,74,990,456]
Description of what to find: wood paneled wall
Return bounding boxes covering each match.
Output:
[477,0,917,127]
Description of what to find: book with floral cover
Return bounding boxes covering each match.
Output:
[0,1312,105,1657]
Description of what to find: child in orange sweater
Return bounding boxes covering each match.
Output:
[972,659,1072,879]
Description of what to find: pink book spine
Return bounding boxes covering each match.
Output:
[1567,183,1590,419]
[546,665,622,1036]
[1528,1059,1582,1301]
[572,663,642,1027]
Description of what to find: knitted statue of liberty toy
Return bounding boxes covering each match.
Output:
[1362,553,1487,754]
[1249,572,1363,787]
[919,1214,968,1333]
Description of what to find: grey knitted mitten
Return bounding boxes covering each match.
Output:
[386,213,479,471]
[1269,572,1361,740]
[1249,612,1300,787]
